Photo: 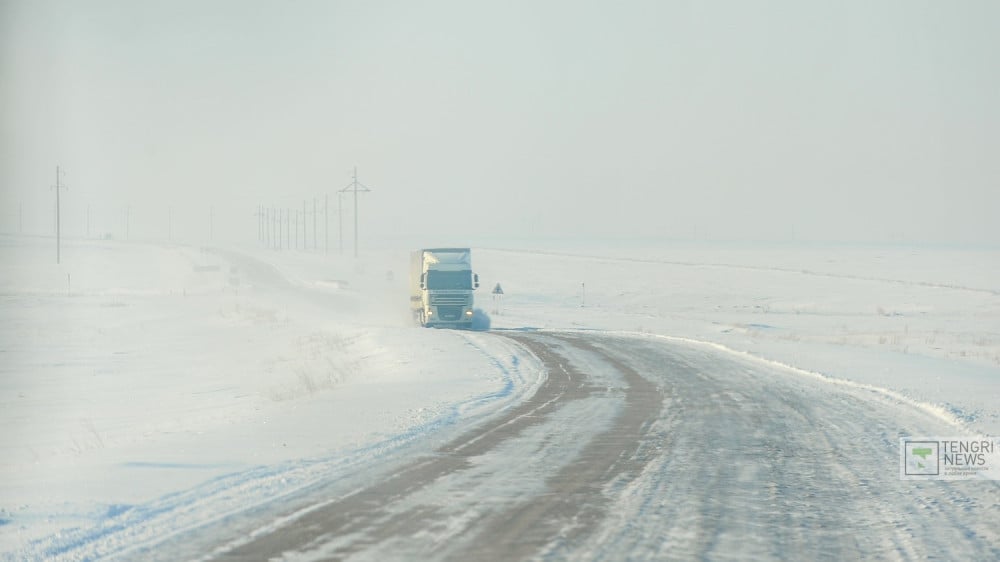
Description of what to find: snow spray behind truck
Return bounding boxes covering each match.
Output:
[410,248,480,329]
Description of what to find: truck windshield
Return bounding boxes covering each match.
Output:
[426,271,472,290]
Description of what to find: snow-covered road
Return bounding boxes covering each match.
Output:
[188,331,999,561]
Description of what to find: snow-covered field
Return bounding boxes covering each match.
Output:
[478,243,1000,433]
[1,234,998,558]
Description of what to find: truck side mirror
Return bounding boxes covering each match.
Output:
[420,273,426,290]
[473,273,480,289]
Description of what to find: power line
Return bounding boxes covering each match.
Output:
[338,167,373,258]
[51,166,68,264]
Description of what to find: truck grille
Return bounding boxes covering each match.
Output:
[436,306,463,321]
[430,294,469,306]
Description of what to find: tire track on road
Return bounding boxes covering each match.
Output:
[211,332,666,561]
[206,331,999,561]
[452,333,665,561]
[213,333,591,560]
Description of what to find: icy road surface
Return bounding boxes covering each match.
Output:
[180,331,999,561]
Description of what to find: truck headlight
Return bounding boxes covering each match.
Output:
[465,310,473,316]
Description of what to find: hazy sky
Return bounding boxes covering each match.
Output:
[2,0,998,247]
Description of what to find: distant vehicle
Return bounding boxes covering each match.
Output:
[410,248,479,329]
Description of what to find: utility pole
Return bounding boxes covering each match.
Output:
[52,166,67,264]
[339,167,372,258]
[295,210,299,250]
[255,205,263,244]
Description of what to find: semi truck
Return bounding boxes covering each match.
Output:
[410,248,479,329]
